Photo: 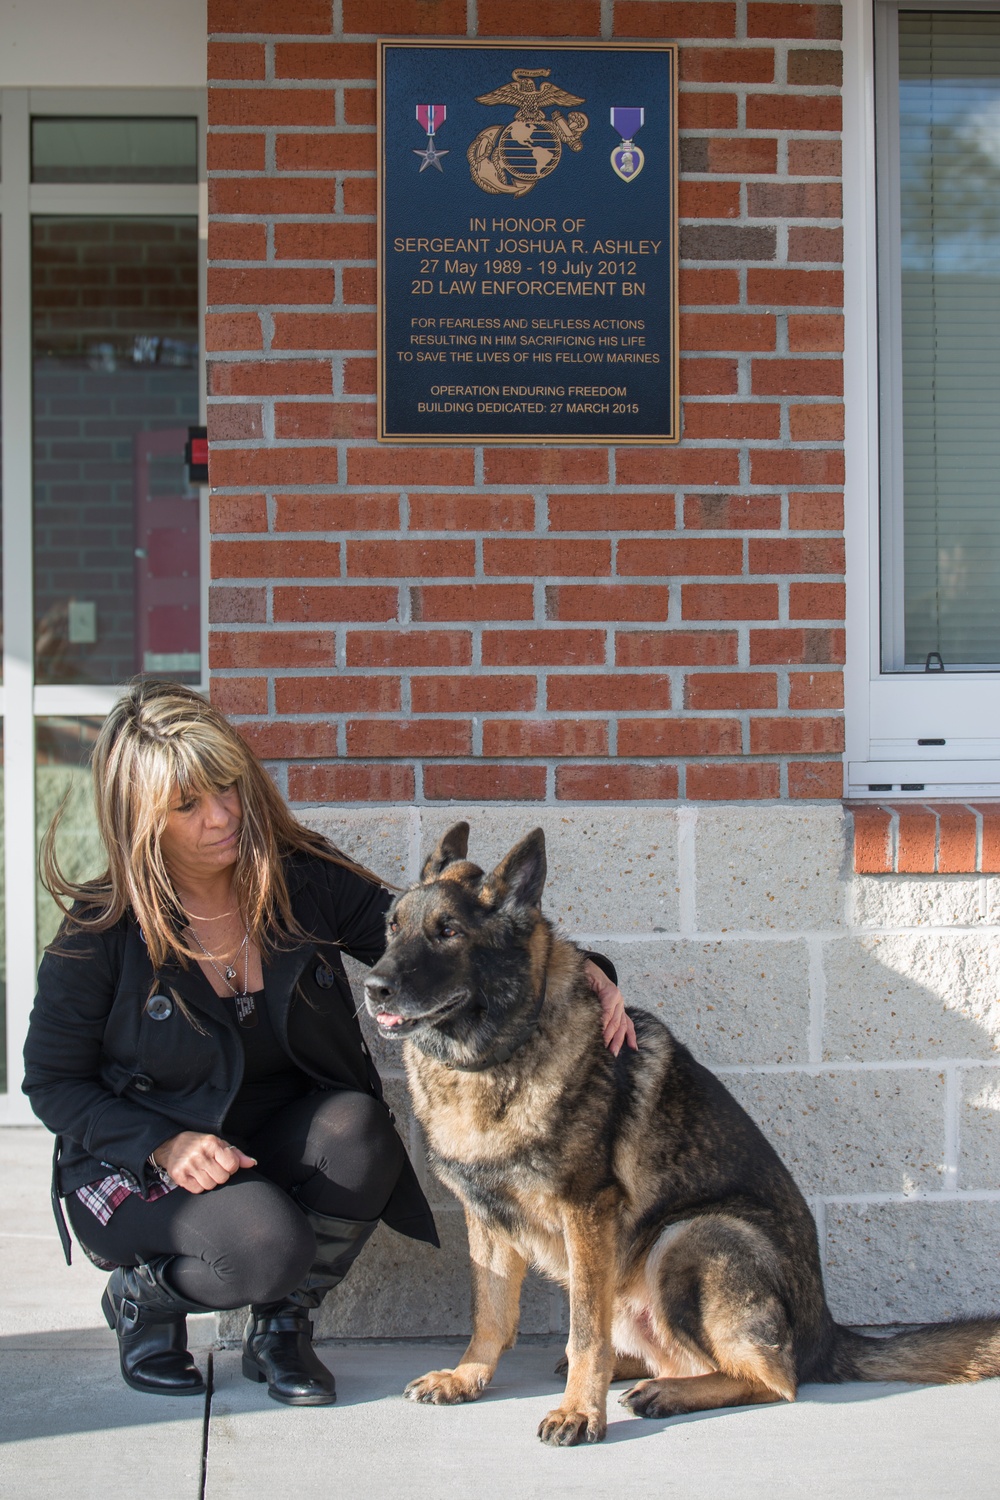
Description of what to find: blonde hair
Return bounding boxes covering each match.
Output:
[41,679,381,971]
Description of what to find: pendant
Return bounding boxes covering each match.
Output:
[609,106,646,183]
[610,139,645,182]
[234,993,258,1029]
[224,965,237,982]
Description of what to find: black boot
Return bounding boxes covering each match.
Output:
[242,1212,378,1406]
[101,1257,208,1396]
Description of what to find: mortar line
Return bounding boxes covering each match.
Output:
[569,925,1000,941]
[677,806,697,936]
[550,1284,566,1336]
[713,1059,1000,1075]
[812,1197,826,1262]
[807,936,825,1065]
[407,806,423,884]
[409,1115,430,1194]
[942,1065,959,1192]
[820,1188,1000,1205]
[843,853,855,928]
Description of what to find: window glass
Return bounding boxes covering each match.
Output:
[32,118,198,184]
[895,11,1000,668]
[0,231,3,676]
[36,718,105,961]
[32,217,201,685]
[0,728,5,1093]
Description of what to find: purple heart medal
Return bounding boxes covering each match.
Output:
[414,104,448,173]
[610,106,645,183]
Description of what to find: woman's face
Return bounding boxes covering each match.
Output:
[159,782,243,886]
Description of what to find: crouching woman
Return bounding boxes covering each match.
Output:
[23,680,632,1406]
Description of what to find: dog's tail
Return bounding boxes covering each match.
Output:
[830,1319,1000,1384]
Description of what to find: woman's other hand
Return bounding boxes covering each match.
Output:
[583,959,639,1057]
[152,1132,256,1194]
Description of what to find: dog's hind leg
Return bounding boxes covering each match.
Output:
[621,1215,798,1421]
[623,1370,787,1418]
[406,1211,526,1406]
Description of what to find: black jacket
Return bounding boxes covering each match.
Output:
[23,851,438,1258]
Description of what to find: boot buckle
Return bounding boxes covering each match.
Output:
[120,1296,141,1331]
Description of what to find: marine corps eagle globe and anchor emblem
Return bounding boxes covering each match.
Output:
[467,68,589,197]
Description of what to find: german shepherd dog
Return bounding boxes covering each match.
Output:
[364,823,1000,1446]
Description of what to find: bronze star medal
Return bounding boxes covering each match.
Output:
[415,104,448,172]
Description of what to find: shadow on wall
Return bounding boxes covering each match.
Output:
[813,929,1000,1326]
[26,797,1000,1337]
[313,893,1000,1336]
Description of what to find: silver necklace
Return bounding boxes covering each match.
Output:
[189,924,258,1028]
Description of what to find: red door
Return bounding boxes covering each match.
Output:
[133,429,201,677]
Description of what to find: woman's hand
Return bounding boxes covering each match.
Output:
[152,1131,256,1194]
[583,959,639,1057]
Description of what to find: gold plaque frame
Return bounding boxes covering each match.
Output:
[377,38,680,445]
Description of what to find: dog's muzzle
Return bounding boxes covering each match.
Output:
[364,974,471,1038]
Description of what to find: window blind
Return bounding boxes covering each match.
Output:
[899,11,1000,667]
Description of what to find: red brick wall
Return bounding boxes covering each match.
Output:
[206,0,845,804]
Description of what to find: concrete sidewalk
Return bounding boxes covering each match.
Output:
[2,1127,998,1500]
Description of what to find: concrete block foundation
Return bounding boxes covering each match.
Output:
[256,802,1000,1337]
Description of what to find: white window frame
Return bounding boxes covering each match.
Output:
[0,87,207,1120]
[845,0,1000,798]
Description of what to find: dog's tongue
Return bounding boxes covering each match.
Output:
[377,1012,405,1028]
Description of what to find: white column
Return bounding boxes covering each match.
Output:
[1,89,39,1121]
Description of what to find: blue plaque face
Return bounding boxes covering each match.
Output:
[378,41,679,444]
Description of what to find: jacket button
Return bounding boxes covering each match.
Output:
[145,995,173,1021]
[314,963,337,989]
[132,1074,154,1093]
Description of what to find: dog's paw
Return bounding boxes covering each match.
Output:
[404,1369,487,1405]
[537,1406,606,1446]
[619,1378,681,1419]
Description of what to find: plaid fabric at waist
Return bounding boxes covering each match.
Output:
[75,1169,178,1227]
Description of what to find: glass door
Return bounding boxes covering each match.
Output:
[0,88,206,1118]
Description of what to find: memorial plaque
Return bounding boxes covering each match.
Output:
[378,40,678,444]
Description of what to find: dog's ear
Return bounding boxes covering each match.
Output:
[421,821,471,882]
[481,828,547,912]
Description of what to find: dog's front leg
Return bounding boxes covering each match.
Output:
[537,1199,617,1446]
[405,1210,526,1405]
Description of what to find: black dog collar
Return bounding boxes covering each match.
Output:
[448,979,548,1073]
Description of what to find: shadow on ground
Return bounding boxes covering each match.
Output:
[0,1328,943,1446]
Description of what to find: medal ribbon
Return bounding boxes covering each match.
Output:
[610,106,644,141]
[416,104,446,137]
